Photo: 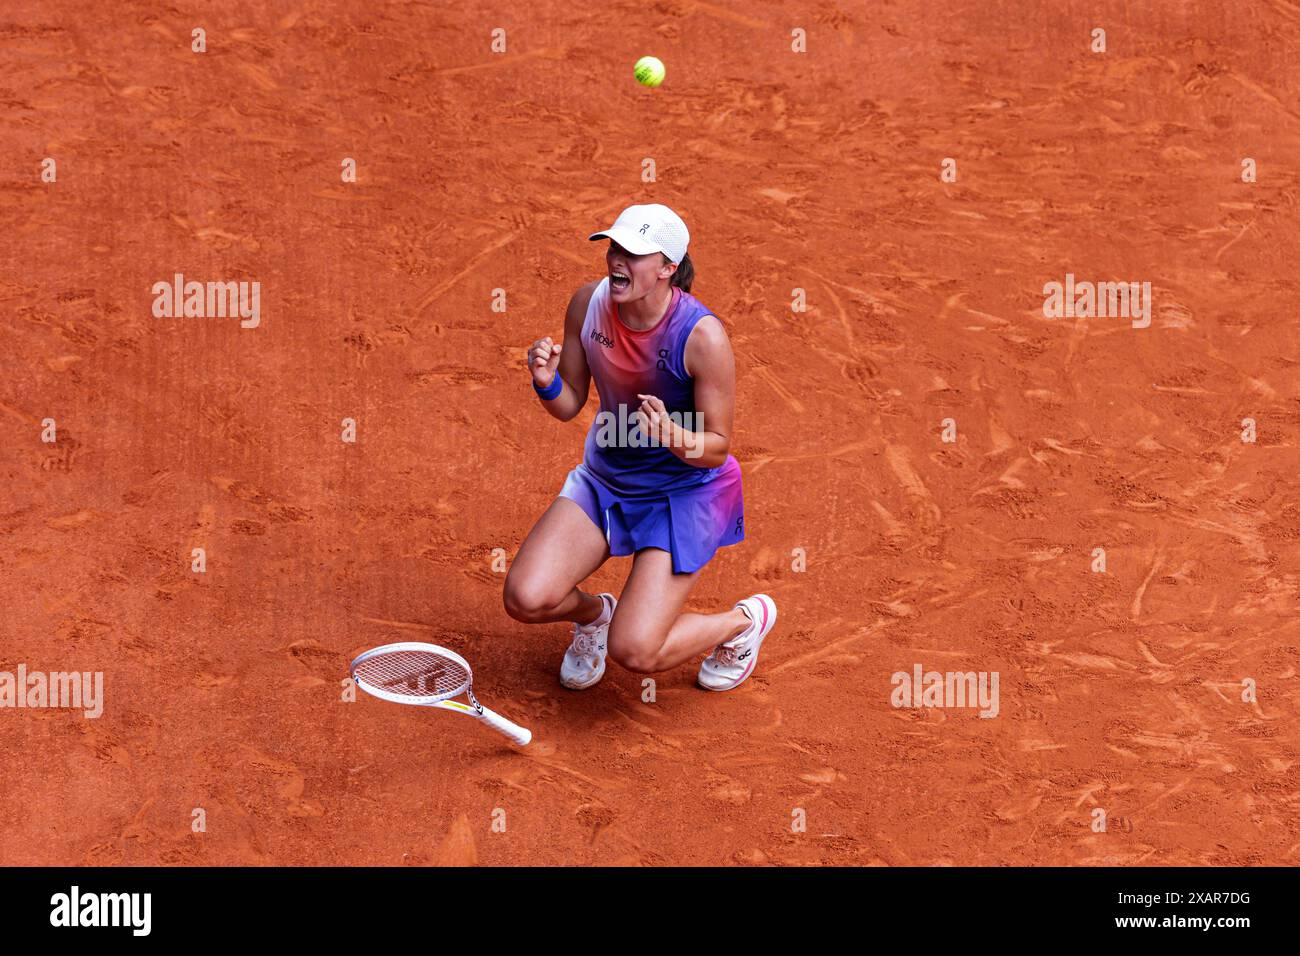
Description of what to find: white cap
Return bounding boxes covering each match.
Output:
[588,203,690,263]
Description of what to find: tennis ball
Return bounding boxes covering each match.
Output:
[634,55,665,88]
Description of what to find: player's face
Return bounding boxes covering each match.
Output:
[606,241,674,302]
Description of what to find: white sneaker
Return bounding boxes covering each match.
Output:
[560,593,615,690]
[697,594,777,692]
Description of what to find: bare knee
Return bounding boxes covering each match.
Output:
[607,624,666,673]
[502,573,566,624]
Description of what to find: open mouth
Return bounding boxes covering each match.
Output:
[610,272,631,292]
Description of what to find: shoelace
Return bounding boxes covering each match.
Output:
[572,628,603,658]
[712,613,754,666]
[571,599,609,659]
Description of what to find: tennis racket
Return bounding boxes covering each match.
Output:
[349,642,532,746]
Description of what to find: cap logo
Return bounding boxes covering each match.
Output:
[639,223,650,234]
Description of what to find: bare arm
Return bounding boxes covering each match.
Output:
[527,281,597,422]
[636,314,736,469]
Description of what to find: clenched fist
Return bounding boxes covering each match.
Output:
[635,393,676,447]
[527,336,563,387]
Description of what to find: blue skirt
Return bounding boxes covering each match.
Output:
[558,458,745,574]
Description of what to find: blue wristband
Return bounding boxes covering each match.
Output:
[533,376,563,401]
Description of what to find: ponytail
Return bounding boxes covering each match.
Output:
[666,252,694,294]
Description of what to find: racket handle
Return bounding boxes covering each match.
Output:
[477,706,532,746]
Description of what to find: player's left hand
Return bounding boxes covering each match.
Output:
[636,393,676,447]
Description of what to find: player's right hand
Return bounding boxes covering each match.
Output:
[528,336,563,387]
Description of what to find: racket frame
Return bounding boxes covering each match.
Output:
[349,641,531,746]
[350,641,474,706]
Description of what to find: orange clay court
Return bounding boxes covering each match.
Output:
[2,1,1298,866]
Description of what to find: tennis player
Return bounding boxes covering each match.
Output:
[505,203,776,691]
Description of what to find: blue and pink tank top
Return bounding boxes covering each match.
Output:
[579,278,723,496]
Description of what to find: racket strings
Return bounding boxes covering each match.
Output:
[354,650,470,702]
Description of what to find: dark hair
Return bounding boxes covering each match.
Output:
[664,252,694,294]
